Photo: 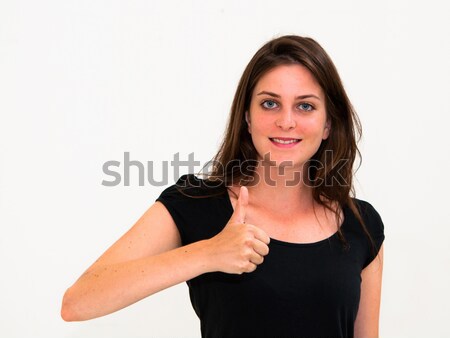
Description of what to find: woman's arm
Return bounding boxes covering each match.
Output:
[354,244,384,338]
[61,201,212,321]
[61,186,269,322]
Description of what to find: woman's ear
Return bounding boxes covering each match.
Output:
[323,120,331,140]
[245,111,251,133]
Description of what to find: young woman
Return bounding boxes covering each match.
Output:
[62,35,385,338]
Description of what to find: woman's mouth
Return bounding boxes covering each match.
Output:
[269,137,301,148]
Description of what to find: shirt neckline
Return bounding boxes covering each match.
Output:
[222,186,349,248]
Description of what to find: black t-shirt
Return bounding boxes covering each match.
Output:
[156,174,385,338]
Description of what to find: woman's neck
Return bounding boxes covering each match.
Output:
[245,163,316,215]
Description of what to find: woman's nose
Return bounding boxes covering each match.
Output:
[275,109,296,130]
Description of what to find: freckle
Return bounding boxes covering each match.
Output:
[94,274,99,278]
[114,270,117,273]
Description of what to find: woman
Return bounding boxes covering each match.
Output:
[61,35,384,338]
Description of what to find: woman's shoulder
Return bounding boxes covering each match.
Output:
[155,174,231,245]
[157,174,227,200]
[347,197,385,243]
[349,198,383,223]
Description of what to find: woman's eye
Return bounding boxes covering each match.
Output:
[298,103,313,111]
[262,100,278,109]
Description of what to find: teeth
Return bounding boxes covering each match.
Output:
[271,138,300,144]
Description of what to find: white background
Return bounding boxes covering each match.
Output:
[1,0,449,337]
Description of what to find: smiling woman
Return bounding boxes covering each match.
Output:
[246,64,330,170]
[62,35,384,338]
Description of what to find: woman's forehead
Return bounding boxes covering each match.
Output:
[252,64,323,99]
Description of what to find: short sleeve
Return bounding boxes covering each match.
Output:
[155,174,230,245]
[359,201,385,269]
[155,175,190,244]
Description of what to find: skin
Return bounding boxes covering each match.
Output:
[61,64,383,337]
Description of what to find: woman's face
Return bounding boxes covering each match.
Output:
[247,64,330,169]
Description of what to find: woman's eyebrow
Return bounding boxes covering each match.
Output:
[256,91,321,100]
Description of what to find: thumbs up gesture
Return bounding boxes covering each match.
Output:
[205,186,270,274]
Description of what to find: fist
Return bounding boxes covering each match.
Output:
[206,186,270,274]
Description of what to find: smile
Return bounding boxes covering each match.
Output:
[269,137,301,144]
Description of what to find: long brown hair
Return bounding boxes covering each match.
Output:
[204,35,373,250]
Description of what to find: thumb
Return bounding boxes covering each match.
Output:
[232,186,248,223]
